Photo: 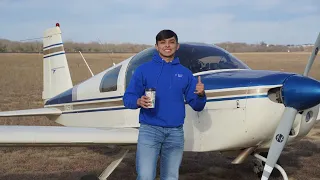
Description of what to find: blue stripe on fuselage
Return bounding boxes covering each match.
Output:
[201,70,294,90]
[60,94,268,114]
[207,94,268,102]
[45,88,73,105]
[45,95,123,105]
[62,107,126,114]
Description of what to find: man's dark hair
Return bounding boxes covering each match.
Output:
[156,30,178,44]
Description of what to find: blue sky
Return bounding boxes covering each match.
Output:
[0,0,319,45]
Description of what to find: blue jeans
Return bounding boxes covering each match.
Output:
[136,123,184,180]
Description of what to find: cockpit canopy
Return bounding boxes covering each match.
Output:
[125,43,250,88]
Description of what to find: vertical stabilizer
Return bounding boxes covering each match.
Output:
[42,24,73,100]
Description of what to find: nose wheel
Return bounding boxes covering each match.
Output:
[253,153,288,180]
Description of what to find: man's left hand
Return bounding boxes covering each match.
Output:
[194,76,205,96]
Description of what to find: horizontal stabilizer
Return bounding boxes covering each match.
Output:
[0,126,138,146]
[0,108,61,117]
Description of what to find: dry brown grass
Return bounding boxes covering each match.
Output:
[0,52,320,180]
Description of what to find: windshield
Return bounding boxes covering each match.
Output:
[125,43,250,88]
[175,43,250,73]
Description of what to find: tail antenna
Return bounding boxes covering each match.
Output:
[79,51,94,77]
[97,38,116,66]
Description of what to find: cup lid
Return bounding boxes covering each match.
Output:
[145,88,156,91]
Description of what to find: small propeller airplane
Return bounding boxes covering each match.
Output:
[0,23,320,180]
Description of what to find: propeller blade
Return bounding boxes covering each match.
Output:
[261,107,297,180]
[303,32,320,76]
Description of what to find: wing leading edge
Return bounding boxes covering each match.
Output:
[0,126,138,146]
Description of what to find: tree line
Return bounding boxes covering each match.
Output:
[0,39,313,53]
[0,39,151,53]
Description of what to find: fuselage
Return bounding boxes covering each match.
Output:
[43,44,320,152]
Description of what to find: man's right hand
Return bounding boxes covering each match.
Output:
[137,96,151,108]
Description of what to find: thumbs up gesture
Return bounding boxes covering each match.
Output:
[195,76,205,96]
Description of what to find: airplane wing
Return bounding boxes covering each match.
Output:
[0,126,138,146]
[0,108,61,117]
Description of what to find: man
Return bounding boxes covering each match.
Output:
[123,30,206,180]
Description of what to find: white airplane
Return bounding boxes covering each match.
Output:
[0,23,319,180]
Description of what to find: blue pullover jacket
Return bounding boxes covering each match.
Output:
[123,52,207,127]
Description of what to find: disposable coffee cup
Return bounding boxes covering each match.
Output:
[145,88,156,108]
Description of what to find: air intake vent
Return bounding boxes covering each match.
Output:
[267,87,283,104]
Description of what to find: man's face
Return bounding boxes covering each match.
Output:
[155,37,180,59]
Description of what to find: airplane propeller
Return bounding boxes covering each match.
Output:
[261,32,320,180]
[304,33,320,76]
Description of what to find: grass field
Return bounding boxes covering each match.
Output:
[0,52,320,180]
